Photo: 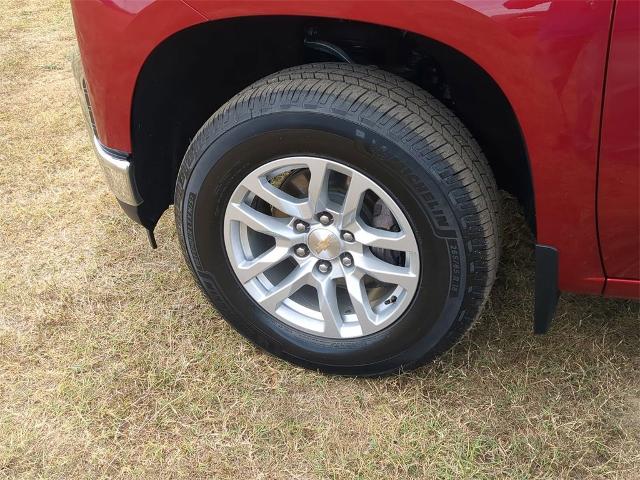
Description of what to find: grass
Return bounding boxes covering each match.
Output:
[0,1,638,478]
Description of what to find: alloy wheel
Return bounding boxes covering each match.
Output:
[223,156,420,339]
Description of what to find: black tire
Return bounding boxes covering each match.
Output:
[175,63,499,376]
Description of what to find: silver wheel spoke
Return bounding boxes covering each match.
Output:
[341,173,370,227]
[227,202,296,240]
[260,261,314,311]
[356,252,417,290]
[316,277,342,337]
[236,246,291,284]
[344,272,378,335]
[353,222,415,252]
[306,160,330,215]
[240,176,311,218]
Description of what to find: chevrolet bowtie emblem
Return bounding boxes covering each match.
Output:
[307,229,340,260]
[315,237,333,253]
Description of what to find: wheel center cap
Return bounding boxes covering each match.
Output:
[307,228,341,260]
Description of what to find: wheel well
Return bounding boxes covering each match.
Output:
[131,16,534,232]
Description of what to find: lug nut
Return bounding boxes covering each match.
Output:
[317,261,331,274]
[341,231,354,242]
[294,220,308,233]
[318,212,333,225]
[294,245,308,257]
[341,254,353,268]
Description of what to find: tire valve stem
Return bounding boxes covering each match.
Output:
[384,295,398,305]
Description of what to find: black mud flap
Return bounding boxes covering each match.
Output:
[116,199,160,249]
[534,245,560,334]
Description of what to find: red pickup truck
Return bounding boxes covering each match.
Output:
[71,0,639,375]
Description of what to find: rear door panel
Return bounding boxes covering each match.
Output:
[598,0,640,280]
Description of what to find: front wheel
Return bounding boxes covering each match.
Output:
[175,63,499,375]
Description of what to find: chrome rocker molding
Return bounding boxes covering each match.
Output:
[72,49,142,207]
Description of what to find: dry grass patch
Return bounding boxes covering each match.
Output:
[1,1,639,478]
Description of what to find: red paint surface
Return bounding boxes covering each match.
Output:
[71,0,639,297]
[597,0,640,280]
[70,0,206,146]
[604,278,640,299]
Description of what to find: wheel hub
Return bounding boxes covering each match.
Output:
[307,228,341,260]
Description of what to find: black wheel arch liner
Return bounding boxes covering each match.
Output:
[122,17,558,333]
